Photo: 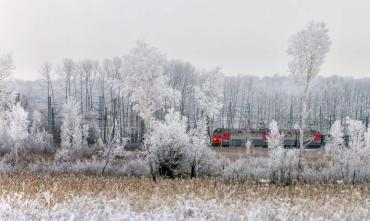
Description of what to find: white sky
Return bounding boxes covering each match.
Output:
[1,0,370,80]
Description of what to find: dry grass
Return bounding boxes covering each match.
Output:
[0,174,369,212]
[0,174,368,220]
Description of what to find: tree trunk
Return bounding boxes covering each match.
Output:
[298,82,309,180]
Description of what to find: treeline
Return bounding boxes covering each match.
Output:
[13,63,370,140]
[222,75,370,132]
[0,42,223,179]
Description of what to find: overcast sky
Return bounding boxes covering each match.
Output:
[1,0,370,80]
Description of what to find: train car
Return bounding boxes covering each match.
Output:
[229,129,247,146]
[280,129,321,148]
[303,130,322,148]
[279,129,298,148]
[211,128,267,147]
[211,128,323,148]
[251,129,268,147]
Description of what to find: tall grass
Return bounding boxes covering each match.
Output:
[0,174,369,220]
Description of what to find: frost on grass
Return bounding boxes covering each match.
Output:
[0,176,369,221]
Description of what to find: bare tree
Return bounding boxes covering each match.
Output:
[58,58,76,102]
[80,59,99,112]
[39,62,56,107]
[167,60,196,116]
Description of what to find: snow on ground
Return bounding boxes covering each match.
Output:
[0,175,369,221]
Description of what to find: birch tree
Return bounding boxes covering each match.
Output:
[194,68,224,141]
[287,22,331,150]
[187,68,223,178]
[124,41,179,131]
[58,58,76,103]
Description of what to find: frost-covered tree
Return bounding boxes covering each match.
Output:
[145,109,191,178]
[0,53,14,106]
[0,53,14,152]
[167,60,197,116]
[287,22,331,150]
[80,59,99,112]
[8,103,29,163]
[39,62,55,108]
[267,120,284,149]
[58,58,76,102]
[180,68,224,177]
[325,120,345,150]
[324,120,348,181]
[338,118,368,183]
[187,118,215,178]
[267,120,293,184]
[0,53,15,81]
[194,68,224,141]
[27,110,53,154]
[124,41,179,131]
[58,98,89,160]
[347,118,366,150]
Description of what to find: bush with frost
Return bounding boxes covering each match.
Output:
[56,98,89,160]
[26,110,54,154]
[267,120,285,178]
[145,109,191,178]
[323,120,349,181]
[187,118,216,177]
[324,118,370,183]
[325,120,345,151]
[267,120,297,184]
[267,120,284,149]
[345,118,368,183]
[7,103,29,164]
[347,118,366,150]
[0,110,12,153]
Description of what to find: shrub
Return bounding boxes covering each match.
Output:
[57,98,89,161]
[145,109,191,178]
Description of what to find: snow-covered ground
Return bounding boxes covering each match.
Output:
[0,175,369,221]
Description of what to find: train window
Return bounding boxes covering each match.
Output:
[214,129,222,136]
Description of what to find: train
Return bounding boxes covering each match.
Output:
[211,128,323,148]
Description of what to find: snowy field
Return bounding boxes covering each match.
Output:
[0,174,368,221]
